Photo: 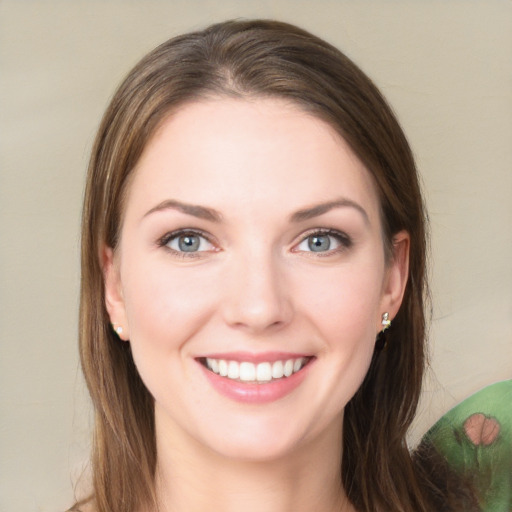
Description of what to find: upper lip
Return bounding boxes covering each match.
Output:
[195,351,313,364]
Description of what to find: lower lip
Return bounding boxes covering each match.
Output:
[199,361,312,404]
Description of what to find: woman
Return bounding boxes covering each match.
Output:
[75,19,442,512]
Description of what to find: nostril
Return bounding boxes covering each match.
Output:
[223,297,291,331]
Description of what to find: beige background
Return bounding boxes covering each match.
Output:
[1,1,511,510]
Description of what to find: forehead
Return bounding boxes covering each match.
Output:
[125,97,381,224]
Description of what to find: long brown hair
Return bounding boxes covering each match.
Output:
[78,19,432,512]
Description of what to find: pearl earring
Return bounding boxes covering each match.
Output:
[381,312,391,331]
[112,324,123,336]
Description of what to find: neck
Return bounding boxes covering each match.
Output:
[152,415,354,512]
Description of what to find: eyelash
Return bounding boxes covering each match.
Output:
[157,229,216,259]
[293,228,352,256]
[157,228,352,258]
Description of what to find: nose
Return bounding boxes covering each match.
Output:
[221,250,294,334]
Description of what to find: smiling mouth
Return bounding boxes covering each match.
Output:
[198,357,313,384]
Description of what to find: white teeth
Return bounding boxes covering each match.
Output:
[227,361,239,379]
[283,359,294,377]
[204,357,308,383]
[256,362,272,382]
[206,358,219,373]
[239,362,256,381]
[271,360,284,379]
[218,359,228,377]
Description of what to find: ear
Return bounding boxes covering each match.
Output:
[378,230,410,330]
[101,245,129,341]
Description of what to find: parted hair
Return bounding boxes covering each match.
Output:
[77,19,434,512]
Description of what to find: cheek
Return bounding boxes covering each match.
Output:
[286,261,384,434]
[297,258,384,343]
[119,258,222,405]
[121,256,221,352]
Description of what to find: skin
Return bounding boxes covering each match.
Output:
[103,98,409,512]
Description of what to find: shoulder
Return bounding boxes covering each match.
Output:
[418,380,512,511]
[67,500,96,512]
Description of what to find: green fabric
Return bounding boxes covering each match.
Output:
[421,380,512,511]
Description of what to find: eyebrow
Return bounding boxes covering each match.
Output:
[143,197,369,225]
[290,198,369,225]
[143,199,223,222]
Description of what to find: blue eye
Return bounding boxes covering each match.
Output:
[162,231,214,253]
[306,234,333,252]
[296,230,350,253]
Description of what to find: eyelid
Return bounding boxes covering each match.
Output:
[156,227,352,258]
[291,228,352,254]
[158,228,218,256]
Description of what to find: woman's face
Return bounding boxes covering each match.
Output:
[104,98,408,461]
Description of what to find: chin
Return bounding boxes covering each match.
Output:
[211,433,302,463]
[197,411,337,464]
